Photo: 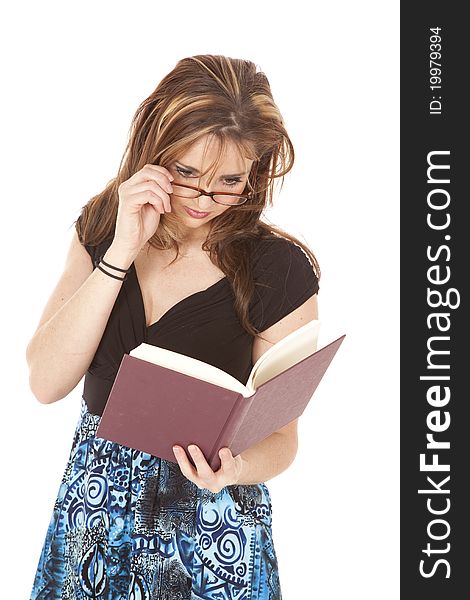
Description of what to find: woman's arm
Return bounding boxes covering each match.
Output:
[173,295,318,490]
[236,294,319,483]
[26,231,137,405]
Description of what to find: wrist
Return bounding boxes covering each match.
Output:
[233,454,250,486]
[103,244,137,272]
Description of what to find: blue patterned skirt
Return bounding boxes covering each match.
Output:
[30,397,282,599]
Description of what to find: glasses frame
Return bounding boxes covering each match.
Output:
[170,181,253,206]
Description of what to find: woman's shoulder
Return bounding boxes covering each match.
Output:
[252,232,317,278]
[248,232,319,331]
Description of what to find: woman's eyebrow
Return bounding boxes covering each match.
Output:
[176,161,249,177]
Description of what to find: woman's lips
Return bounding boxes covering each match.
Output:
[184,206,211,219]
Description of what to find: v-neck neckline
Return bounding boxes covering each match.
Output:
[131,262,228,331]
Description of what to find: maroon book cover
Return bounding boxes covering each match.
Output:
[96,335,345,471]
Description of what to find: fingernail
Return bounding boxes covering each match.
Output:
[188,445,197,452]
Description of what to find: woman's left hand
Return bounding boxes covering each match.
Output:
[172,444,244,493]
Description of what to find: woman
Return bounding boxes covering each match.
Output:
[28,54,320,599]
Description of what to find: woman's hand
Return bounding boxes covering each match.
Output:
[113,163,174,254]
[173,444,244,493]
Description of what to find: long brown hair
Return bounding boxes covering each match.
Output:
[75,54,320,337]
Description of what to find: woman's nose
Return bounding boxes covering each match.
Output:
[196,193,215,210]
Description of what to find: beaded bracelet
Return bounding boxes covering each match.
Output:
[94,254,132,282]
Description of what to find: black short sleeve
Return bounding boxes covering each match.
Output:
[81,237,113,268]
[249,237,319,332]
[83,242,96,266]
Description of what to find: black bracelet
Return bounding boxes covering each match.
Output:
[96,263,127,281]
[96,254,132,273]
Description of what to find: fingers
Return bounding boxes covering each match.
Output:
[173,445,239,493]
[128,181,172,213]
[113,163,175,250]
[120,164,174,214]
[217,448,241,486]
[132,164,174,191]
[187,445,216,480]
[174,445,214,483]
[145,163,175,183]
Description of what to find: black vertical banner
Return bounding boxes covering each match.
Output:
[401,3,469,599]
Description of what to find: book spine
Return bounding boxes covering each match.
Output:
[207,393,254,466]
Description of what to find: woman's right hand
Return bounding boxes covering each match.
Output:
[113,164,174,254]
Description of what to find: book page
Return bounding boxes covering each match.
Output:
[247,320,321,392]
[129,344,250,396]
[129,319,320,398]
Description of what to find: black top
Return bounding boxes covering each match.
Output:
[81,234,319,416]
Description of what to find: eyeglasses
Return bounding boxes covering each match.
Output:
[170,181,253,206]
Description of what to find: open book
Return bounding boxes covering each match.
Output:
[96,320,345,470]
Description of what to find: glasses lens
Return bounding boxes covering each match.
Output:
[213,195,246,206]
[172,184,247,205]
[172,184,199,198]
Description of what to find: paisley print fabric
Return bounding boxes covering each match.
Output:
[30,397,282,599]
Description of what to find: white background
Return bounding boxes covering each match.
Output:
[0,1,399,597]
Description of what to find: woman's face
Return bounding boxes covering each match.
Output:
[167,135,254,238]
